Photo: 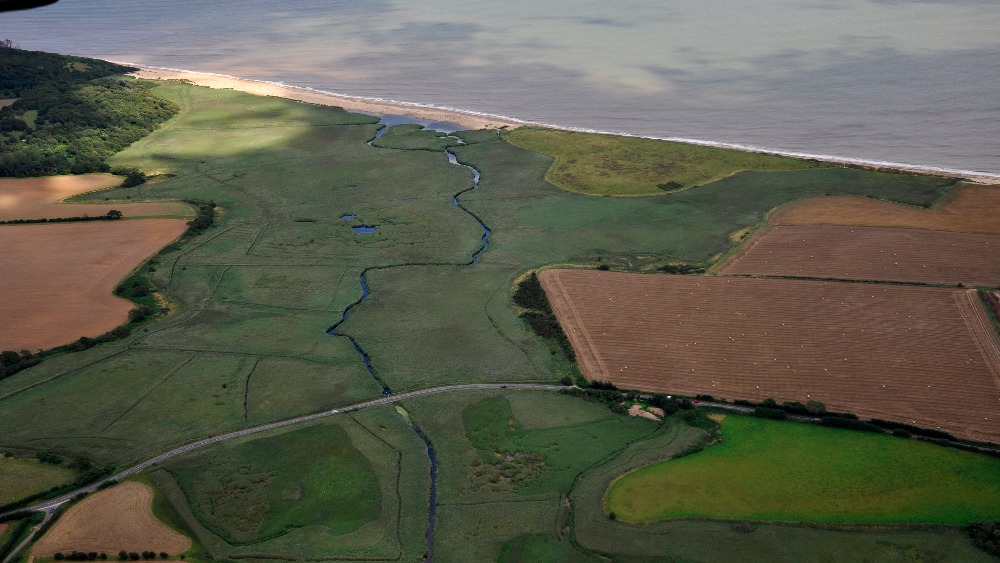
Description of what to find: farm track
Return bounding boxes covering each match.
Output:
[541,270,1000,442]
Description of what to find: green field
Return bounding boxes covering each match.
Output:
[0,456,73,506]
[0,69,985,562]
[607,415,1000,524]
[156,408,428,561]
[506,126,813,196]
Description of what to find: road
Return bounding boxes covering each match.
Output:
[1,509,52,563]
[1,383,565,518]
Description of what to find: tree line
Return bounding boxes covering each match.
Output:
[0,209,122,225]
[0,47,178,177]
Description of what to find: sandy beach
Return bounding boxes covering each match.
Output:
[130,66,999,185]
[130,67,522,131]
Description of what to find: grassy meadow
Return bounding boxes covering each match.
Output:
[0,74,985,562]
[607,415,1000,524]
[156,408,428,561]
[0,456,74,506]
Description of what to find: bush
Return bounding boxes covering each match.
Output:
[820,416,881,433]
[753,406,787,420]
[969,520,1000,557]
[805,400,826,414]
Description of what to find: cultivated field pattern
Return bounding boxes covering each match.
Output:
[541,269,1000,442]
[774,186,1000,234]
[0,174,189,221]
[31,481,191,556]
[719,225,1000,286]
[0,219,187,351]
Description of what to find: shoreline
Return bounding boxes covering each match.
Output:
[126,63,1000,185]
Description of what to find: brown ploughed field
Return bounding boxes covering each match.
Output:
[0,174,190,221]
[773,185,1000,234]
[0,219,187,351]
[31,482,190,557]
[540,269,1000,442]
[718,225,1000,286]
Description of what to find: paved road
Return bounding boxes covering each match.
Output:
[1,383,565,518]
[1,509,52,563]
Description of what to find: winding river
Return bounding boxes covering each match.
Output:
[326,119,490,561]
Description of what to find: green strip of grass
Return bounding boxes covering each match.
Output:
[505,126,811,196]
[606,415,1000,524]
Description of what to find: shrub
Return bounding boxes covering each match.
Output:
[753,406,787,420]
[969,521,1000,557]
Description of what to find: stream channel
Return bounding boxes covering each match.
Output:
[325,116,488,562]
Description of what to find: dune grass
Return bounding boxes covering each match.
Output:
[607,415,1000,524]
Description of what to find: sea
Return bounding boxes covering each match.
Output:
[2,0,999,177]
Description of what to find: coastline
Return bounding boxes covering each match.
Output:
[128,64,1000,185]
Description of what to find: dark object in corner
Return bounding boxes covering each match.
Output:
[0,0,58,12]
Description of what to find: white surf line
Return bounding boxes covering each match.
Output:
[116,61,1000,183]
[0,383,565,517]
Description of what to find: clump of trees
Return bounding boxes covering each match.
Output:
[116,551,169,561]
[0,47,178,177]
[513,273,575,360]
[184,200,216,234]
[53,551,108,560]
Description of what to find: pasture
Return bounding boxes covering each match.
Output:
[155,409,428,561]
[0,456,73,506]
[540,269,1000,442]
[0,219,188,351]
[31,482,190,557]
[719,224,1000,286]
[606,415,1000,524]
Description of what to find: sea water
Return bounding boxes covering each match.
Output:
[2,0,998,176]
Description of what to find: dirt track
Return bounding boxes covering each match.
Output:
[31,482,190,557]
[0,219,187,351]
[0,175,190,221]
[718,225,1000,286]
[541,269,1000,442]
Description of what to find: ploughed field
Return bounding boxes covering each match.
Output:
[540,269,1000,442]
[718,225,1000,286]
[31,481,191,557]
[0,174,190,221]
[773,185,1000,234]
[0,219,188,351]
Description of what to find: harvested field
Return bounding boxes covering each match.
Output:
[31,481,190,557]
[774,185,1000,234]
[0,99,16,108]
[540,269,1000,442]
[0,174,190,221]
[0,219,188,351]
[718,225,1000,286]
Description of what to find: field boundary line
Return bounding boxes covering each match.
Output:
[0,383,566,519]
[540,271,610,380]
[101,352,200,432]
[955,289,1000,392]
